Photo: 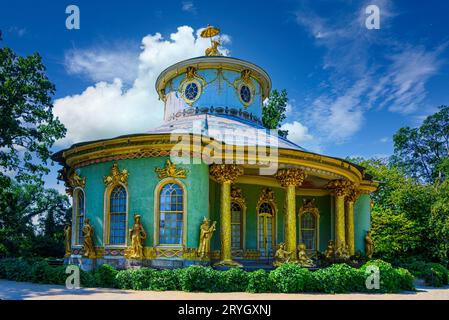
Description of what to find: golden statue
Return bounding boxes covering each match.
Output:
[200,25,223,57]
[205,40,222,56]
[324,240,335,260]
[64,223,72,257]
[297,243,314,267]
[365,230,374,258]
[336,243,350,260]
[198,217,217,258]
[273,243,291,267]
[128,214,147,259]
[82,218,96,258]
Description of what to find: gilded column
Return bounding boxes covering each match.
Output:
[210,164,244,267]
[326,179,353,252]
[275,168,306,261]
[345,188,359,255]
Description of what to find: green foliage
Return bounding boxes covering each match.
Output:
[0,259,419,292]
[268,263,311,293]
[262,89,289,138]
[402,260,448,287]
[360,259,414,293]
[370,207,421,261]
[428,181,449,261]
[246,269,273,293]
[149,269,180,291]
[178,265,216,292]
[392,105,448,183]
[310,264,365,293]
[216,267,249,292]
[93,264,118,288]
[115,268,157,290]
[0,47,66,185]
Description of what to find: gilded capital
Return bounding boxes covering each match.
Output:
[275,168,306,187]
[209,164,243,183]
[346,187,360,202]
[326,179,354,197]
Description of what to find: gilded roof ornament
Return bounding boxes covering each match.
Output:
[65,170,86,195]
[103,163,129,187]
[155,159,188,179]
[200,24,223,56]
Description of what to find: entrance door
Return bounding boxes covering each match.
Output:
[258,203,274,258]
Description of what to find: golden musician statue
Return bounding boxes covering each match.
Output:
[198,217,217,258]
[297,243,314,267]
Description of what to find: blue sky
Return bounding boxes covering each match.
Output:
[1,0,448,192]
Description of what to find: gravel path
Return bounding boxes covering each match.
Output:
[1,279,449,300]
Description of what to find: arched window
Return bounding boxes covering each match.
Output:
[159,183,183,245]
[75,190,85,245]
[109,185,127,245]
[258,202,275,257]
[300,212,317,255]
[231,202,243,250]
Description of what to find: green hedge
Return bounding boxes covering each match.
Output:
[0,258,418,293]
[402,260,449,287]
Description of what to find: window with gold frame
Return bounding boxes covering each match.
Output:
[258,202,275,257]
[109,185,127,245]
[300,211,317,256]
[231,202,243,250]
[159,183,184,245]
[74,189,85,245]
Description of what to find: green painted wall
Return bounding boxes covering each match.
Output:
[354,194,371,252]
[77,157,209,248]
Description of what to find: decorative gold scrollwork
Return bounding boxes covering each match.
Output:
[155,159,188,179]
[103,163,129,187]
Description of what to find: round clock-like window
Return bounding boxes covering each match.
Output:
[184,82,199,101]
[239,85,252,104]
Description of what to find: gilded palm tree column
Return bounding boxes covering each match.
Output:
[210,164,244,267]
[326,179,354,251]
[345,189,359,255]
[275,168,307,261]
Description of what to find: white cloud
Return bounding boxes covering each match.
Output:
[182,1,196,13]
[64,44,139,83]
[280,121,313,145]
[54,26,229,147]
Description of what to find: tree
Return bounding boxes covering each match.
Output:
[0,181,70,257]
[0,47,66,186]
[392,106,449,183]
[262,89,289,138]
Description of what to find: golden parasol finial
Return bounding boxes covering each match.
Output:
[200,24,222,56]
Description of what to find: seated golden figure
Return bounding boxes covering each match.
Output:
[198,217,217,259]
[336,243,350,260]
[128,214,147,259]
[297,243,314,267]
[324,240,335,260]
[205,40,222,56]
[82,218,95,259]
[273,243,291,267]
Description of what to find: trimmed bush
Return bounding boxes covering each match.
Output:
[268,263,311,293]
[178,265,216,292]
[246,269,272,293]
[149,269,180,291]
[310,263,365,293]
[94,264,118,288]
[402,260,448,287]
[216,267,249,292]
[360,259,414,293]
[115,268,157,290]
[30,260,65,285]
[395,267,415,291]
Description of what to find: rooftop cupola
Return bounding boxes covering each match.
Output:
[155,25,271,126]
